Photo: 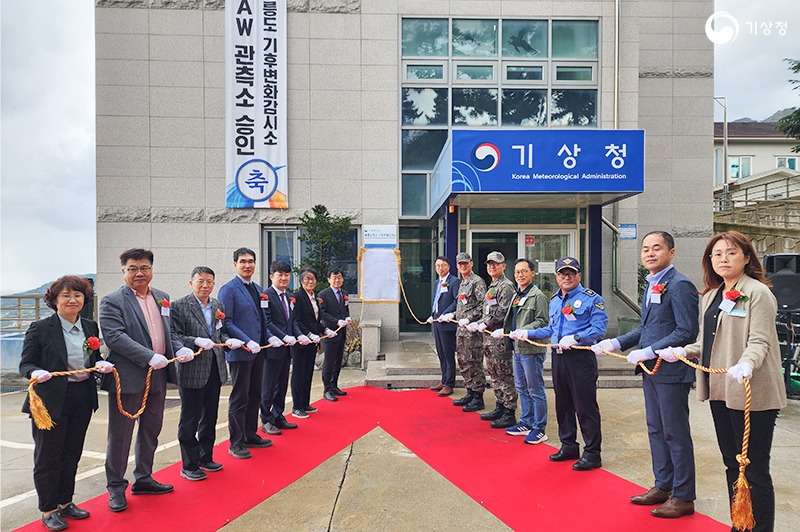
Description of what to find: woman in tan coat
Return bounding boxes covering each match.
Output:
[672,231,786,531]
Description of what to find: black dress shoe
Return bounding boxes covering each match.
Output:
[324,391,338,402]
[263,422,282,435]
[549,449,580,462]
[229,443,252,459]
[275,418,298,430]
[572,457,602,471]
[108,492,127,512]
[333,387,347,396]
[200,461,224,472]
[59,502,90,519]
[41,512,67,531]
[245,434,273,447]
[180,468,208,481]
[131,479,174,495]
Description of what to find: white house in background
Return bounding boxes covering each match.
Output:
[714,122,797,184]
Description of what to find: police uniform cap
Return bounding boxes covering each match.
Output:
[556,256,581,272]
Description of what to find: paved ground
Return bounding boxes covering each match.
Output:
[1,359,799,531]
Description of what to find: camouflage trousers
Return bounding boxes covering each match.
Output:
[485,348,517,410]
[456,333,486,393]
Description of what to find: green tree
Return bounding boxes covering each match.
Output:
[776,58,800,153]
[296,204,352,291]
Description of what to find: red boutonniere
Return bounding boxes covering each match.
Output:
[651,283,667,295]
[562,303,574,315]
[724,288,749,303]
[486,289,496,300]
[441,281,448,289]
[289,297,296,305]
[458,293,466,300]
[214,310,225,320]
[260,293,269,301]
[343,295,349,302]
[83,336,101,354]
[512,297,521,306]
[317,297,324,304]
[158,298,170,308]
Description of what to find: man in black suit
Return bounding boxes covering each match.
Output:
[261,260,310,436]
[171,267,241,481]
[426,256,461,396]
[318,268,351,402]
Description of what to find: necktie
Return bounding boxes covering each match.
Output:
[434,281,442,314]
[280,292,290,319]
[337,289,343,310]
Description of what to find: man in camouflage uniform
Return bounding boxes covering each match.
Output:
[452,252,488,413]
[467,251,517,428]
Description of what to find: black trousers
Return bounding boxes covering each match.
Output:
[551,348,602,460]
[321,335,346,392]
[228,354,264,447]
[32,379,94,512]
[710,401,778,532]
[260,349,291,425]
[432,324,457,387]
[291,343,317,411]
[178,358,222,470]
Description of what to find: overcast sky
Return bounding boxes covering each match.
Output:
[0,0,798,294]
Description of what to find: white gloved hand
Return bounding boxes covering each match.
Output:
[591,338,618,356]
[94,361,114,374]
[465,322,478,332]
[176,347,195,363]
[476,323,487,333]
[558,335,578,349]
[458,318,470,327]
[337,319,347,327]
[426,316,434,324]
[31,369,52,383]
[490,329,504,339]
[308,333,321,342]
[246,340,262,354]
[325,328,337,338]
[283,335,297,346]
[438,313,454,323]
[626,347,656,365]
[655,346,685,363]
[727,361,754,384]
[194,337,215,350]
[269,336,284,348]
[345,317,353,325]
[509,329,527,341]
[297,334,311,345]
[226,338,245,349]
[148,354,169,369]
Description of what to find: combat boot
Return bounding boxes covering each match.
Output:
[490,407,517,429]
[479,405,504,420]
[453,391,474,407]
[462,393,485,412]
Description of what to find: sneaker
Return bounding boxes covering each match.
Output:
[304,406,318,413]
[199,461,223,472]
[229,443,252,459]
[180,468,207,481]
[524,431,549,445]
[506,423,532,436]
[292,409,309,419]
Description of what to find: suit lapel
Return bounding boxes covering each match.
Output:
[188,295,210,334]
[123,287,151,347]
[235,277,260,313]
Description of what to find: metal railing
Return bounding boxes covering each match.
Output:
[0,295,50,333]
[713,199,800,229]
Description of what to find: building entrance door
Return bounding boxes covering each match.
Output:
[470,232,517,288]
[522,232,574,299]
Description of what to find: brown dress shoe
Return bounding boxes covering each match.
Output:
[630,486,671,505]
[651,498,694,518]
[438,385,454,396]
[429,383,444,392]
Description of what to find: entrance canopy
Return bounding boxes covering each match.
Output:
[430,129,645,215]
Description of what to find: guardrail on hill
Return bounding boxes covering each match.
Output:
[0,295,50,333]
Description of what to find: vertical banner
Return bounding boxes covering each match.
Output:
[225,0,288,208]
[360,225,400,302]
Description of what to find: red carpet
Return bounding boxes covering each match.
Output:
[16,387,728,531]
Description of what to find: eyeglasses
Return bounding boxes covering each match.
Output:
[556,270,578,278]
[236,259,256,265]
[192,279,214,285]
[125,266,152,274]
[710,251,740,261]
[514,269,532,275]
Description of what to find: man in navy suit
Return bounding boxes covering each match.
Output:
[427,256,461,396]
[218,248,279,459]
[318,268,351,402]
[592,231,699,519]
[260,260,310,436]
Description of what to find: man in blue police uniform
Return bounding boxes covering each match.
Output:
[510,256,607,471]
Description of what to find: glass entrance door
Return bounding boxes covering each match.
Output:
[522,232,574,299]
[470,232,517,288]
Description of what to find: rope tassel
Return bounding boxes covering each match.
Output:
[27,378,54,430]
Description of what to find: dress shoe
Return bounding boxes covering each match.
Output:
[490,408,517,429]
[437,385,454,396]
[304,406,318,413]
[480,406,504,420]
[263,422,282,435]
[462,395,485,412]
[131,479,173,495]
[572,457,602,471]
[199,461,223,472]
[292,408,309,418]
[324,391,338,402]
[229,443,252,459]
[452,391,474,406]
[245,434,273,448]
[631,486,671,505]
[180,468,207,481]
[108,492,127,512]
[430,382,444,392]
[549,449,580,462]
[59,502,89,519]
[651,498,694,518]
[41,511,67,531]
[333,388,347,396]
[275,418,298,430]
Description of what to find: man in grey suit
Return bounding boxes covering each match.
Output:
[171,267,243,481]
[100,248,194,512]
[592,231,699,519]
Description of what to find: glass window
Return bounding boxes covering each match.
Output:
[555,65,593,81]
[262,228,299,290]
[452,19,497,57]
[402,18,449,57]
[402,129,449,170]
[455,64,495,81]
[402,174,428,217]
[406,64,445,80]
[299,228,360,295]
[551,89,597,126]
[729,156,752,179]
[501,89,547,126]
[501,20,547,57]
[402,88,449,126]
[452,88,498,126]
[505,64,544,81]
[469,208,577,225]
[552,20,599,58]
[777,156,797,170]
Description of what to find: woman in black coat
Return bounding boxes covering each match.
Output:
[19,276,114,531]
[290,268,328,418]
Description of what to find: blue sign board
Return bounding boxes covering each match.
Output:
[451,129,644,194]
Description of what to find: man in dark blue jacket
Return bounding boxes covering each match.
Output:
[427,256,461,396]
